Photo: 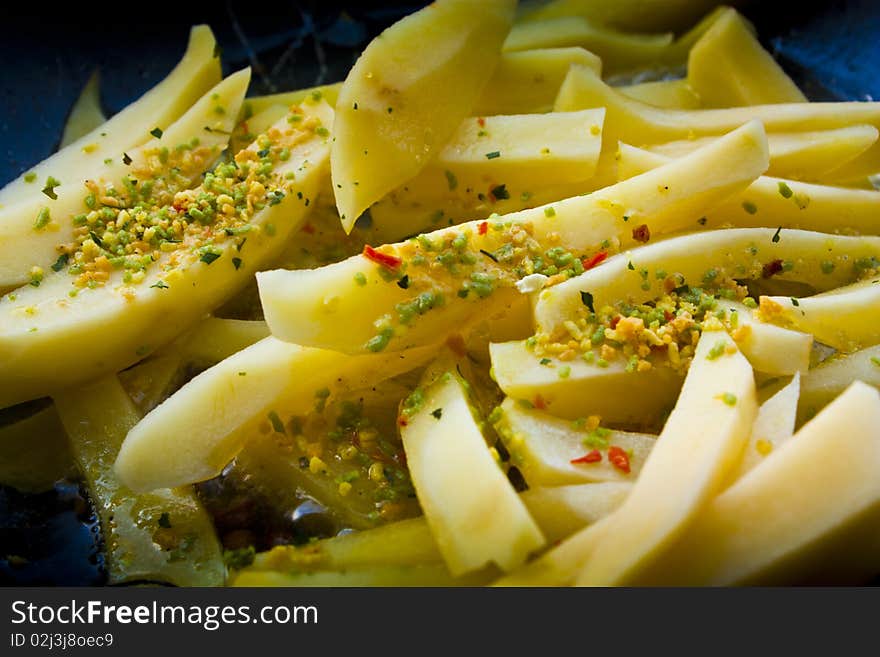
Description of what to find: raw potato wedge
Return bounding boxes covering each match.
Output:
[232,564,493,587]
[331,0,517,230]
[174,317,270,366]
[534,229,880,339]
[617,79,701,110]
[520,482,631,544]
[555,65,880,146]
[617,144,880,235]
[490,340,683,425]
[118,353,183,414]
[503,17,675,75]
[638,382,880,585]
[492,397,655,484]
[761,279,880,352]
[798,345,880,425]
[727,373,800,483]
[576,330,757,585]
[520,0,724,34]
[400,367,545,574]
[258,121,768,355]
[648,126,879,182]
[115,337,434,492]
[0,25,221,208]
[244,83,342,117]
[688,8,807,107]
[53,376,224,586]
[0,69,250,290]
[59,71,106,148]
[0,100,333,410]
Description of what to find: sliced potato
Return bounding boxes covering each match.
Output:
[575,330,757,585]
[617,79,701,110]
[175,317,270,367]
[59,71,106,148]
[637,382,880,585]
[799,345,880,424]
[0,405,74,492]
[0,99,333,410]
[520,482,631,544]
[493,396,655,484]
[400,367,544,574]
[331,0,517,230]
[519,0,723,33]
[232,564,492,587]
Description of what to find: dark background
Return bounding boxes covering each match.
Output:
[1,0,879,585]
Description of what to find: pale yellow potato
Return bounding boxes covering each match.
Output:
[504,16,674,75]
[798,345,880,424]
[473,47,601,115]
[232,565,492,587]
[519,0,725,33]
[649,126,878,182]
[727,372,800,483]
[369,109,605,235]
[688,8,806,107]
[0,25,221,208]
[115,337,434,492]
[59,71,106,148]
[617,144,880,235]
[520,482,631,544]
[258,121,768,355]
[534,229,880,340]
[400,367,545,574]
[555,64,880,147]
[244,83,342,116]
[0,100,333,410]
[617,79,701,109]
[761,278,880,352]
[175,317,270,366]
[331,0,517,231]
[493,396,656,484]
[0,69,250,290]
[575,330,757,585]
[118,353,183,414]
[230,103,288,154]
[0,406,74,493]
[637,382,880,585]
[490,340,682,425]
[54,375,224,586]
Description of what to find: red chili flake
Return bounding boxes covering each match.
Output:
[663,310,675,322]
[301,223,315,234]
[609,315,621,330]
[172,204,185,213]
[582,250,607,271]
[478,221,489,235]
[533,394,547,410]
[397,415,408,428]
[363,245,402,270]
[608,446,631,474]
[762,258,784,278]
[477,117,486,127]
[570,450,602,465]
[632,224,651,243]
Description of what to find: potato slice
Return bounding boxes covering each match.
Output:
[115,337,434,492]
[492,396,655,484]
[0,25,221,208]
[232,564,492,587]
[244,84,342,117]
[637,382,880,585]
[54,376,224,586]
[504,16,674,75]
[174,317,270,367]
[118,354,183,414]
[761,279,880,352]
[0,405,74,493]
[0,69,250,290]
[575,330,757,585]
[520,482,631,544]
[490,340,682,425]
[618,144,880,235]
[728,373,800,483]
[555,64,880,146]
[258,121,768,355]
[59,71,106,148]
[331,0,516,231]
[688,8,806,107]
[0,100,333,409]
[617,79,701,110]
[649,126,878,182]
[520,0,724,34]
[400,367,545,574]
[799,345,880,424]
[534,229,880,340]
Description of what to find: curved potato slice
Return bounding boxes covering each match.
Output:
[0,100,333,409]
[576,330,757,585]
[637,382,880,585]
[0,25,221,208]
[798,345,880,424]
[0,69,250,290]
[617,79,701,110]
[332,0,517,231]
[59,71,107,148]
[519,0,724,34]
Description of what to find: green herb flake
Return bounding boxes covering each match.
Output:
[232,257,242,270]
[777,181,793,199]
[539,358,552,366]
[431,408,443,420]
[485,151,501,160]
[580,291,594,312]
[158,512,172,528]
[870,356,880,368]
[267,411,286,434]
[50,253,69,272]
[122,152,132,165]
[491,184,510,200]
[150,127,163,139]
[200,251,221,265]
[741,201,757,215]
[34,207,51,230]
[706,339,727,360]
[150,280,169,289]
[721,392,737,406]
[444,170,458,191]
[544,206,556,218]
[772,227,782,243]
[791,297,800,307]
[24,172,37,183]
[41,176,61,200]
